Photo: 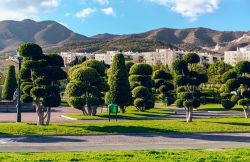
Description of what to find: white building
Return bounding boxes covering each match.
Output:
[60,52,94,67]
[94,49,223,68]
[224,47,250,66]
[139,49,223,68]
[95,51,135,65]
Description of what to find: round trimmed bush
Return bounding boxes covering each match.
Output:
[238,99,250,106]
[165,97,175,106]
[231,95,239,104]
[192,99,201,108]
[46,54,64,67]
[23,85,33,95]
[183,100,193,108]
[82,59,105,76]
[30,87,46,98]
[19,42,43,59]
[172,60,188,75]
[132,86,150,99]
[183,53,200,64]
[21,94,33,103]
[129,63,153,76]
[134,98,145,108]
[68,97,86,109]
[152,70,172,80]
[159,84,174,94]
[175,99,184,108]
[221,99,235,110]
[42,94,61,107]
[221,71,238,83]
[145,100,155,109]
[180,92,193,100]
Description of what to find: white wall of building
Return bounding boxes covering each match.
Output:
[224,48,250,66]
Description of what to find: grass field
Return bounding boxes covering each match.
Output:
[0,117,249,135]
[65,106,175,120]
[198,104,242,111]
[0,148,249,162]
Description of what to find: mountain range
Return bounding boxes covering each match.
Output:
[0,19,249,57]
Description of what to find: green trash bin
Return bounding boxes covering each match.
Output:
[108,103,118,121]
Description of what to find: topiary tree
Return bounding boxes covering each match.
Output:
[18,43,67,125]
[66,59,108,116]
[172,53,207,122]
[105,53,132,113]
[2,65,17,100]
[207,61,232,84]
[125,61,134,73]
[152,70,174,105]
[221,61,250,118]
[129,63,154,111]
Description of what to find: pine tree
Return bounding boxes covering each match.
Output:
[2,65,17,100]
[106,53,132,113]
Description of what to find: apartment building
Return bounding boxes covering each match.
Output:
[94,49,223,68]
[95,51,134,65]
[60,52,94,67]
[224,47,250,66]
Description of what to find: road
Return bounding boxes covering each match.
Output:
[0,133,249,152]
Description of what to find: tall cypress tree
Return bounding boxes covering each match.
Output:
[105,53,132,113]
[2,65,17,100]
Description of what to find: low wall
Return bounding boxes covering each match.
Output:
[0,103,36,112]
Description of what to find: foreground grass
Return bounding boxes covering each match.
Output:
[65,106,175,120]
[0,117,249,135]
[0,148,249,162]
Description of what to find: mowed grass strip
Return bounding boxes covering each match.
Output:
[0,148,249,162]
[198,104,243,112]
[0,117,249,135]
[64,106,175,120]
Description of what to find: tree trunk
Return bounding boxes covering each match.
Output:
[45,107,51,125]
[186,107,193,122]
[81,107,88,116]
[36,98,44,125]
[120,106,126,113]
[91,106,97,116]
[243,107,249,119]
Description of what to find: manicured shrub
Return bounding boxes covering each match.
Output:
[175,99,184,108]
[2,66,17,100]
[221,99,235,110]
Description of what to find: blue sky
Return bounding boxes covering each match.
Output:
[0,0,249,36]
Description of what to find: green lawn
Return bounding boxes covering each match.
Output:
[0,148,249,162]
[65,106,175,120]
[198,104,243,112]
[0,117,249,135]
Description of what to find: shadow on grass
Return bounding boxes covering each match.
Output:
[212,122,250,127]
[64,125,177,134]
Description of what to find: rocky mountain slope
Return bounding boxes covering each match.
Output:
[0,19,249,57]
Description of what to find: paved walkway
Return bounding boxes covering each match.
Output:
[0,106,243,122]
[0,133,249,152]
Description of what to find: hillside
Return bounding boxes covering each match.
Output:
[0,19,90,57]
[0,19,249,57]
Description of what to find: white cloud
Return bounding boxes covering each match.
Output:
[94,0,110,5]
[0,0,61,21]
[148,0,220,21]
[75,8,97,19]
[102,7,116,16]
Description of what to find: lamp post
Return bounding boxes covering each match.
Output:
[16,50,22,122]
